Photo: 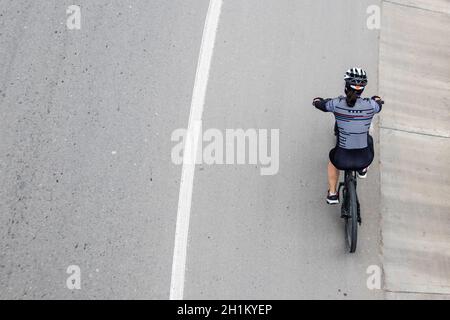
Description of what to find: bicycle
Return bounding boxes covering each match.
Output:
[337,170,361,253]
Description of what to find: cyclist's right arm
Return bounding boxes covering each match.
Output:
[370,96,384,113]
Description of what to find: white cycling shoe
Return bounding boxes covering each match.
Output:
[326,191,339,205]
[357,167,368,179]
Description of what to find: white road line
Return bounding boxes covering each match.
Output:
[169,0,223,300]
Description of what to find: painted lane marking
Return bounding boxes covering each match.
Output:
[169,0,223,300]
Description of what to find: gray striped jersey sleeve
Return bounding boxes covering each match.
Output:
[369,98,382,113]
[325,97,341,112]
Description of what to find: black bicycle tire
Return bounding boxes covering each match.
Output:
[345,178,358,253]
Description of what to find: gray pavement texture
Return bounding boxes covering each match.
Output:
[379,0,450,299]
[0,0,447,300]
[0,0,209,299]
[184,0,382,300]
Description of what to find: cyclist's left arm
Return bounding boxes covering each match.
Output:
[313,97,335,112]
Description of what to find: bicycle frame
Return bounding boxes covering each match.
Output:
[338,170,361,224]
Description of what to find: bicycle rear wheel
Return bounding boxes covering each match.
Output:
[345,177,358,253]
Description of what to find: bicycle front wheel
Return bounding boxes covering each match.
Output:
[345,180,358,253]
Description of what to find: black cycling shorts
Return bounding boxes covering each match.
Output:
[329,135,374,171]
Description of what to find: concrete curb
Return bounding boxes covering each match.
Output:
[379,0,450,299]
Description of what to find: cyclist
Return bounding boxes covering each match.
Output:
[312,67,384,205]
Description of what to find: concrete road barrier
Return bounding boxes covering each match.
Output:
[379,0,450,299]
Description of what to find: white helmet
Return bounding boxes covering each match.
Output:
[344,67,368,90]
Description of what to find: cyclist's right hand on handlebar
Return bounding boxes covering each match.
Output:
[371,95,384,104]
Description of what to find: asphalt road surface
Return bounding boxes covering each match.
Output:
[0,0,384,299]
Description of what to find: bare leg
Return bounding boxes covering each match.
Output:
[328,161,339,194]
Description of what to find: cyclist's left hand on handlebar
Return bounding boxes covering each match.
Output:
[312,97,324,106]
